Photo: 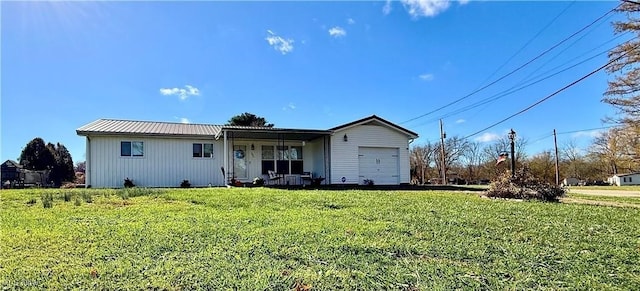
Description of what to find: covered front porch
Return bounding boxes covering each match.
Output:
[220,127,332,186]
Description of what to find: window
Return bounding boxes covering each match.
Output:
[193,143,214,158]
[261,145,303,175]
[121,141,144,157]
[630,177,633,183]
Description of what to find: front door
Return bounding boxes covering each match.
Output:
[233,145,248,179]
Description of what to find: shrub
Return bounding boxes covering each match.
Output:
[363,179,375,186]
[41,193,53,208]
[486,168,565,202]
[180,179,191,188]
[74,197,81,206]
[124,178,135,188]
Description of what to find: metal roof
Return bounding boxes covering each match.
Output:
[76,119,223,137]
[76,119,331,140]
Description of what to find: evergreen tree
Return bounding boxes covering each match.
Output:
[18,137,55,171]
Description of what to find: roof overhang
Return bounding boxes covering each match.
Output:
[221,127,332,141]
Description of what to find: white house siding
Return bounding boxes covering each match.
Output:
[330,125,411,185]
[88,136,223,188]
[609,174,640,186]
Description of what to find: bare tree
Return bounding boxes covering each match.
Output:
[434,136,469,183]
[410,142,435,184]
[527,150,556,184]
[460,141,484,184]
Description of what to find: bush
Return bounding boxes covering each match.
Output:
[486,168,565,202]
[124,178,135,188]
[180,179,191,188]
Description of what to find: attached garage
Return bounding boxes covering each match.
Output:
[358,147,399,185]
[329,115,418,185]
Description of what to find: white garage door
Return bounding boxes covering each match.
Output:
[358,147,399,185]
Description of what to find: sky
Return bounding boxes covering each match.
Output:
[1,0,630,163]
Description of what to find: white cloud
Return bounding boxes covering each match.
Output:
[475,132,500,143]
[382,0,392,15]
[418,73,434,81]
[329,26,347,38]
[571,130,604,139]
[456,119,465,124]
[265,30,294,55]
[347,18,355,25]
[159,85,200,101]
[459,0,470,5]
[283,103,296,111]
[401,0,452,18]
[179,117,190,124]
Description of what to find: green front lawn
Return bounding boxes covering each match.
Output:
[1,188,638,289]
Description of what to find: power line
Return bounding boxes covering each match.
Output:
[410,37,629,129]
[529,125,620,143]
[476,1,576,87]
[400,3,621,125]
[462,45,634,140]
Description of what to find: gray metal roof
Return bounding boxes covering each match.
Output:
[76,119,331,140]
[76,119,222,137]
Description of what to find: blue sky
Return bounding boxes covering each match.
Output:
[1,1,628,163]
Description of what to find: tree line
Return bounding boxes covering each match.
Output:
[409,126,640,185]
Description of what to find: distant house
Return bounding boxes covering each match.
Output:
[76,115,418,188]
[1,160,22,183]
[562,177,580,186]
[607,173,640,186]
[1,160,51,188]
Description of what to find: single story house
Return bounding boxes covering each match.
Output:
[607,173,640,186]
[562,177,580,186]
[76,115,418,188]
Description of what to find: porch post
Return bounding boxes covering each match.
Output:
[223,130,228,186]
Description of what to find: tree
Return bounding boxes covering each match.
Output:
[460,141,484,184]
[19,138,55,171]
[47,142,75,186]
[527,150,556,184]
[434,136,469,183]
[603,1,640,159]
[75,161,86,173]
[227,112,274,127]
[410,142,435,184]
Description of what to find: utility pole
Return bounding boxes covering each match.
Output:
[440,119,447,185]
[508,129,516,179]
[553,129,560,185]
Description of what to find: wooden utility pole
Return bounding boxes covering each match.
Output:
[554,129,560,185]
[508,129,516,179]
[440,119,447,185]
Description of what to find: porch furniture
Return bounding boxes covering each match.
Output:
[300,172,312,185]
[268,170,283,185]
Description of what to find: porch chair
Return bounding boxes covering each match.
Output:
[267,170,283,185]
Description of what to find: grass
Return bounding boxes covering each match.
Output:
[1,188,639,289]
[566,193,640,207]
[572,185,640,191]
